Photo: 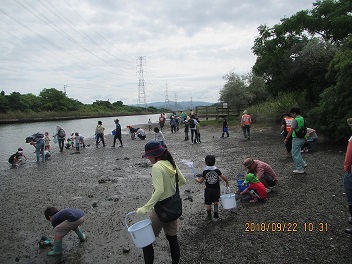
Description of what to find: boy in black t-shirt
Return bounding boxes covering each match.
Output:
[196,155,229,220]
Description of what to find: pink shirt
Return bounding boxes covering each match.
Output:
[253,160,278,181]
[344,136,352,173]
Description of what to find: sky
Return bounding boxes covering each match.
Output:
[0,0,315,106]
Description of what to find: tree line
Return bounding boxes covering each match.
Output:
[0,88,161,119]
[219,0,352,141]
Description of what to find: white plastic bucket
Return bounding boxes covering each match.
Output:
[220,188,237,209]
[125,211,155,248]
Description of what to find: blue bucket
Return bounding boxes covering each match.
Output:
[237,179,249,192]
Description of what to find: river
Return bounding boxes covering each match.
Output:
[0,114,161,170]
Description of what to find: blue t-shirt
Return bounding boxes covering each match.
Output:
[51,208,85,227]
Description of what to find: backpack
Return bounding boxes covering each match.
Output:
[33,132,44,138]
[189,119,196,129]
[58,129,66,138]
[8,153,17,164]
[295,119,307,138]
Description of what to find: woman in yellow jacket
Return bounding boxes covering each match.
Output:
[137,141,186,264]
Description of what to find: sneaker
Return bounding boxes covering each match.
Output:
[266,187,272,193]
[293,170,305,174]
[213,212,219,219]
[119,145,123,148]
[303,162,308,168]
[111,145,115,148]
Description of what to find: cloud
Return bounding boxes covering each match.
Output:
[0,0,314,105]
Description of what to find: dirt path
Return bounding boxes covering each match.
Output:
[1,123,351,264]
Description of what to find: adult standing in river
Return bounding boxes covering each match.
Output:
[95,121,106,147]
[111,119,123,148]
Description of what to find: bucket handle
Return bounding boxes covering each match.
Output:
[223,187,232,194]
[125,211,136,229]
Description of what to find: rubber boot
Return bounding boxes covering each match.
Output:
[206,210,212,221]
[213,204,219,219]
[48,240,62,256]
[75,228,86,242]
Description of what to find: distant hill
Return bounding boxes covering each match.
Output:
[133,101,215,111]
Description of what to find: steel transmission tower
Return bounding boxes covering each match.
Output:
[164,84,169,109]
[137,56,147,108]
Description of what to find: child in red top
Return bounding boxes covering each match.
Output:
[240,173,267,203]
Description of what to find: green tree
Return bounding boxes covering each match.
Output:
[40,88,69,111]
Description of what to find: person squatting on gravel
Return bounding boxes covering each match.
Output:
[44,207,87,256]
[195,155,229,220]
[240,173,267,203]
[343,118,352,234]
[137,141,186,264]
[243,158,278,193]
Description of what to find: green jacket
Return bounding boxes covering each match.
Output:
[137,160,186,214]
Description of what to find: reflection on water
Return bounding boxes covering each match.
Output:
[0,114,160,170]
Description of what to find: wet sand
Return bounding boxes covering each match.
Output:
[1,123,351,264]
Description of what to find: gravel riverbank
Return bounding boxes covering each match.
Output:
[1,123,351,264]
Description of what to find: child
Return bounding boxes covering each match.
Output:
[195,155,229,220]
[154,127,166,147]
[44,207,87,256]
[240,173,267,203]
[148,118,152,131]
[44,132,51,151]
[184,119,189,140]
[95,121,105,147]
[127,125,137,140]
[8,148,27,167]
[74,132,80,152]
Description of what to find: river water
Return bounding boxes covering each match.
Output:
[0,114,161,169]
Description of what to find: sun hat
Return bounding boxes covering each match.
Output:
[244,173,260,184]
[143,141,166,158]
[243,158,254,168]
[243,110,248,114]
[347,118,352,128]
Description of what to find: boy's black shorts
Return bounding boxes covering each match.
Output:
[204,187,220,205]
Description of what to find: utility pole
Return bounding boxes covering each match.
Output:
[137,56,147,108]
[63,85,67,95]
[190,97,193,111]
[164,84,169,109]
[174,92,177,110]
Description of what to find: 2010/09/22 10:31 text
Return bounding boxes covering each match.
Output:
[244,222,329,232]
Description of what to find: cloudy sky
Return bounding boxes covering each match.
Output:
[1,0,314,106]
